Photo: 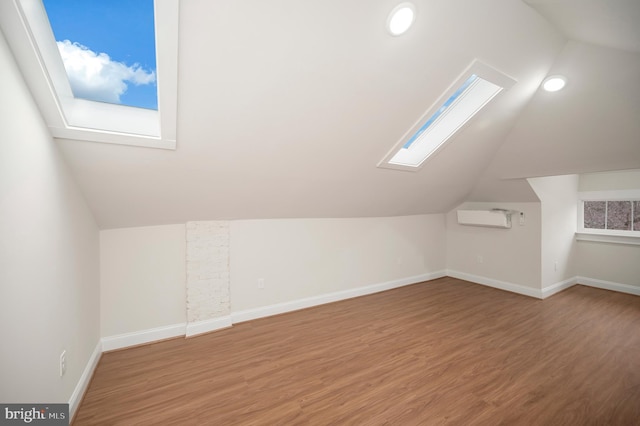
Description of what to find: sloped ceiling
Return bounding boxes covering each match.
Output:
[468,0,640,201]
[524,0,640,54]
[49,0,639,228]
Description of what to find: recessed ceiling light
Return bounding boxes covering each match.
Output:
[542,75,567,92]
[387,3,416,36]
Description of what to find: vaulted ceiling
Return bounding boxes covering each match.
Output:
[14,0,640,228]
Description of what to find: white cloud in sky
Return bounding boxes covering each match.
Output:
[56,40,155,104]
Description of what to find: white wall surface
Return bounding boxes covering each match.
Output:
[230,215,446,312]
[100,225,186,337]
[578,169,640,191]
[99,215,445,334]
[0,32,100,404]
[446,202,542,289]
[576,242,640,287]
[528,175,579,288]
[186,221,230,323]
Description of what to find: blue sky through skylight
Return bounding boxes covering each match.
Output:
[42,0,158,110]
[402,74,478,149]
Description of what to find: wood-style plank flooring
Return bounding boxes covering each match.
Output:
[73,278,640,425]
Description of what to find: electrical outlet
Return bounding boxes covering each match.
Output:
[60,350,66,377]
[477,255,483,264]
[554,261,558,271]
[519,212,525,226]
[257,278,265,289]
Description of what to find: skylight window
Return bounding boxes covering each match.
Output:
[378,61,516,171]
[42,0,158,110]
[0,0,178,149]
[401,74,479,150]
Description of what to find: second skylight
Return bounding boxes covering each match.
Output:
[379,61,516,170]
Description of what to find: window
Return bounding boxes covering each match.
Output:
[42,0,158,110]
[0,0,178,149]
[583,201,640,231]
[378,60,516,171]
[578,190,640,238]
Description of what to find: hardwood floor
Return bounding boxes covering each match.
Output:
[73,278,640,425]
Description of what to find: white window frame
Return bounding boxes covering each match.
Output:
[577,190,640,245]
[377,60,516,172]
[0,0,178,149]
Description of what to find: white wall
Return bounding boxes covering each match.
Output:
[0,32,100,405]
[98,215,446,336]
[576,169,640,288]
[446,202,542,290]
[230,215,446,312]
[528,175,579,288]
[100,225,186,337]
[576,243,640,287]
[578,169,640,191]
[448,173,638,293]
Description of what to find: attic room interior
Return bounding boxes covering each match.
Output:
[1,0,639,424]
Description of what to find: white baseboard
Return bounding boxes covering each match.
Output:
[99,272,446,350]
[95,273,637,352]
[101,316,235,349]
[446,270,543,299]
[185,315,233,337]
[232,270,447,324]
[578,276,640,296]
[445,271,640,299]
[101,323,186,352]
[541,276,577,299]
[69,340,102,421]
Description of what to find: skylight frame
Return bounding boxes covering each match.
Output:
[378,60,516,172]
[0,0,178,149]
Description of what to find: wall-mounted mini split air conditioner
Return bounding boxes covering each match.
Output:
[457,209,513,229]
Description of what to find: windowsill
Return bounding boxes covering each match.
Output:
[575,233,640,246]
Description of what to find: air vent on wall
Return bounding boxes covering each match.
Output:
[457,209,512,228]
